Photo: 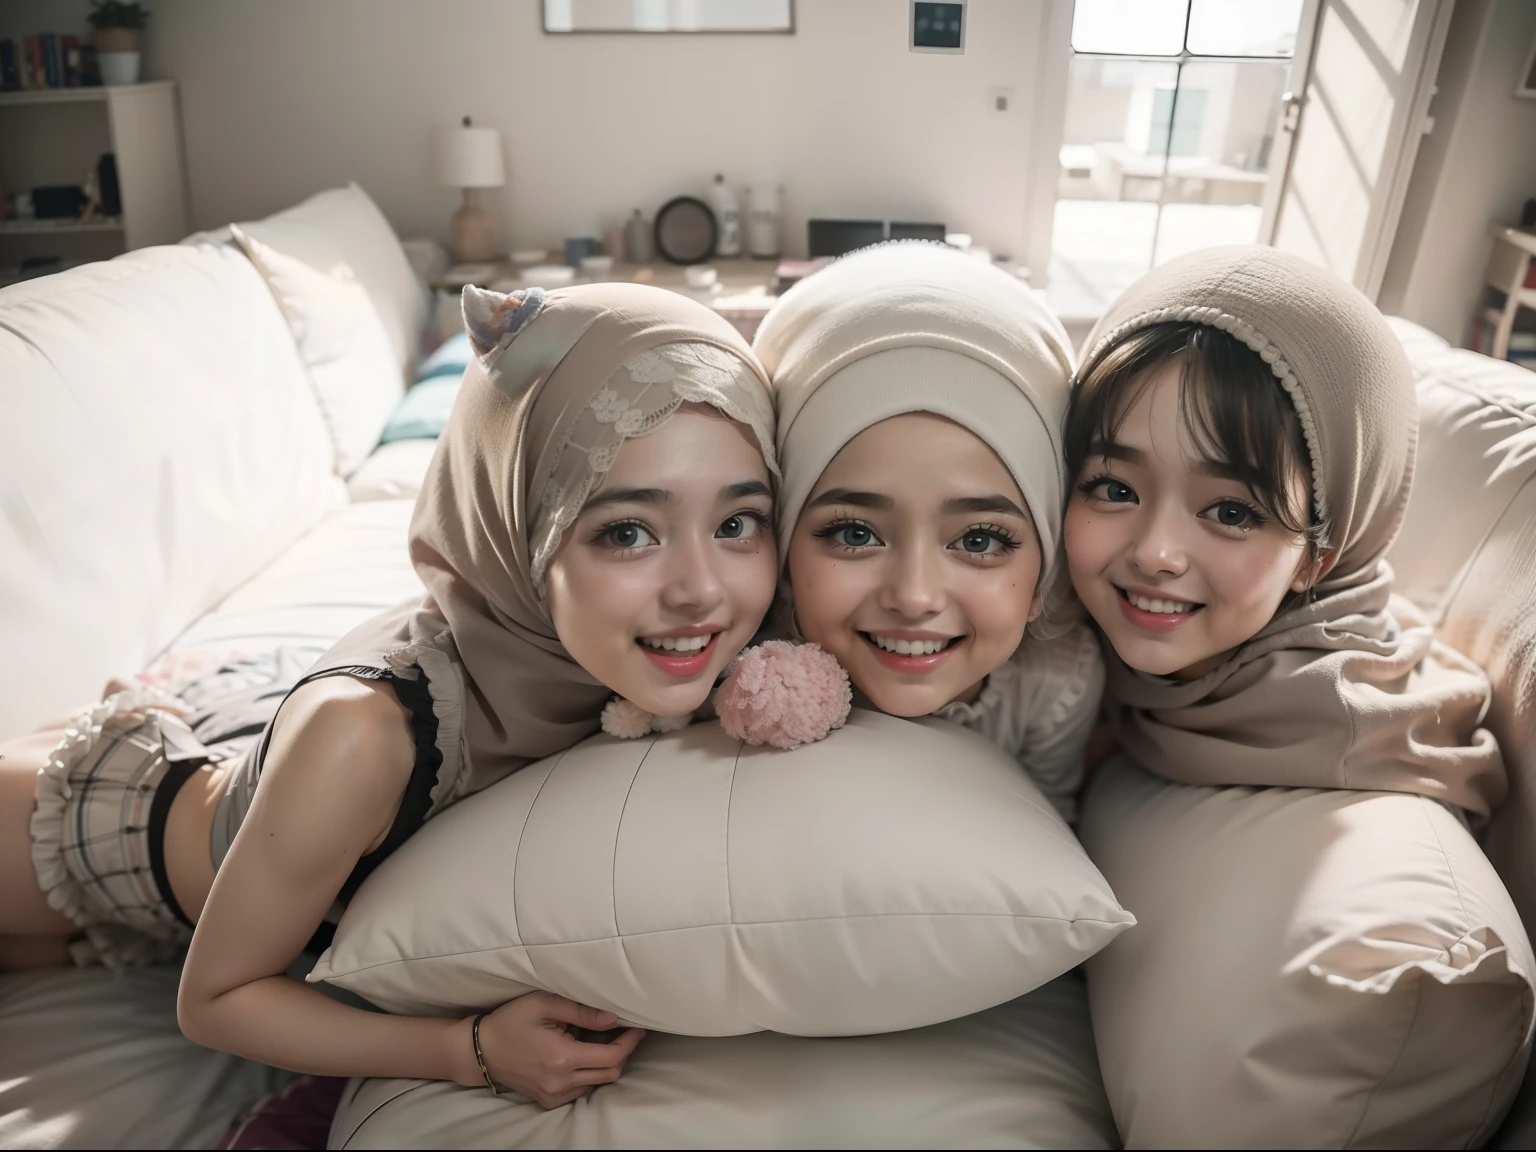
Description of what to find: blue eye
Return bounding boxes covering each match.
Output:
[960,530,993,553]
[1078,474,1137,504]
[952,526,1016,556]
[1101,480,1135,503]
[602,521,656,549]
[1204,500,1264,530]
[814,519,883,550]
[716,513,765,540]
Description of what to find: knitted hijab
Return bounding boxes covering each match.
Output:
[1082,246,1504,820]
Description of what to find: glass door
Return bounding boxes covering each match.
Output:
[1048,0,1304,318]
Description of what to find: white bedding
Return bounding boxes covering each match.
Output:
[0,966,292,1150]
[165,498,422,660]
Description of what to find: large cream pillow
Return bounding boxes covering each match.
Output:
[1079,755,1534,1149]
[330,974,1117,1150]
[311,710,1133,1036]
[231,226,403,477]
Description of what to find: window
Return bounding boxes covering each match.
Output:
[1047,0,1303,319]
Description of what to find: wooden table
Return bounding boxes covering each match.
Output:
[432,257,780,341]
[1483,225,1536,360]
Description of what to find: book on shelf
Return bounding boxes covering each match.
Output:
[1470,303,1536,367]
[42,33,58,88]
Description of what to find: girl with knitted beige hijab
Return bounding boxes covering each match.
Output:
[747,242,1099,819]
[1063,245,1504,820]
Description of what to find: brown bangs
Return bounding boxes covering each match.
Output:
[1064,321,1327,545]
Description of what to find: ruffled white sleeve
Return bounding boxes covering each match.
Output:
[937,623,1105,823]
[1015,624,1105,823]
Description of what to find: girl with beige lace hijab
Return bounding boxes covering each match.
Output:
[7,282,778,1109]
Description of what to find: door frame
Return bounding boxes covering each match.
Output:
[1259,0,1455,299]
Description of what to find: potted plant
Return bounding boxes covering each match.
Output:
[88,1,148,85]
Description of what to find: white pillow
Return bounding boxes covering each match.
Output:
[232,183,428,378]
[311,710,1133,1036]
[1079,755,1535,1149]
[231,227,403,477]
[330,975,1117,1150]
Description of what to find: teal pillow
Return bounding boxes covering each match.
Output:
[380,333,471,443]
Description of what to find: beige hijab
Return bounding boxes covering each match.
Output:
[755,241,1075,570]
[1081,246,1504,820]
[312,282,775,801]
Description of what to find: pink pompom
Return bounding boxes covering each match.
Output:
[715,641,852,750]
[601,697,653,739]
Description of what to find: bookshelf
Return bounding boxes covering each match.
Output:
[0,80,188,287]
[0,217,123,234]
[0,86,111,107]
[1481,225,1536,361]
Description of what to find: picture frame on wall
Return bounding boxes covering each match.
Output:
[1517,35,1536,99]
[544,0,793,34]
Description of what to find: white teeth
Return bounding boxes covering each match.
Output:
[1126,591,1197,615]
[870,635,950,656]
[641,634,712,653]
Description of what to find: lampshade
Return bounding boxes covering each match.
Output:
[435,119,506,189]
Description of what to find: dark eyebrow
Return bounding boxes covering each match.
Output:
[1090,440,1246,484]
[1193,459,1248,483]
[1088,440,1144,465]
[943,495,1029,520]
[805,488,893,512]
[581,486,671,512]
[724,480,772,501]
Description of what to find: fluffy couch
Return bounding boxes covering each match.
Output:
[3,186,1536,1148]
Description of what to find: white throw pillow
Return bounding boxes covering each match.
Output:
[311,710,1134,1036]
[1079,755,1535,1149]
[330,974,1117,1150]
[232,226,403,477]
[231,183,428,378]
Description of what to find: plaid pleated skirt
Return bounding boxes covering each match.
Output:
[29,689,211,969]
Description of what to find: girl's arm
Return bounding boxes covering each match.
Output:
[177,677,644,1109]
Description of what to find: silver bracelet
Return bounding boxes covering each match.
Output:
[471,1012,500,1096]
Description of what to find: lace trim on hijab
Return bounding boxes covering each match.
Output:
[528,340,779,592]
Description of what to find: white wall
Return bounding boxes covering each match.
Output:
[3,0,1053,262]
[1380,0,1536,343]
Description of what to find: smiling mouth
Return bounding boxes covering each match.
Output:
[638,634,715,654]
[1117,587,1203,615]
[636,631,722,677]
[1114,585,1204,632]
[863,633,960,657]
[858,631,964,672]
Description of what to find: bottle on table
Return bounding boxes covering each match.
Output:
[709,175,743,258]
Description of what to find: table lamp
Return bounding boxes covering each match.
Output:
[436,115,506,263]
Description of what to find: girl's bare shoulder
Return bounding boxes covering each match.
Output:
[264,674,416,791]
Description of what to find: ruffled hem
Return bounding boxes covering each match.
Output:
[29,688,192,971]
[384,634,468,816]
